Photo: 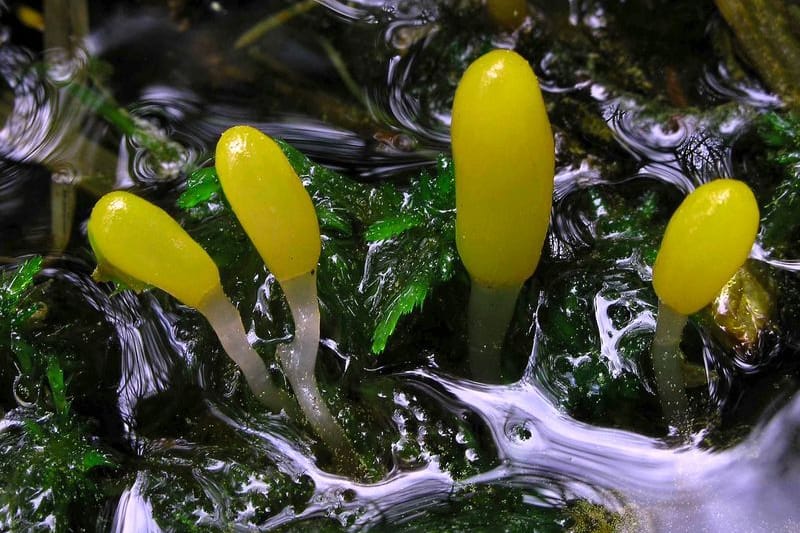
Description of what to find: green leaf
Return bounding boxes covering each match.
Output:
[365,214,424,241]
[362,157,458,353]
[82,450,113,471]
[278,139,403,225]
[1,257,43,367]
[11,337,35,374]
[757,111,798,147]
[68,81,186,175]
[178,167,222,209]
[371,278,431,354]
[316,206,353,236]
[6,256,42,298]
[364,232,457,354]
[46,358,69,417]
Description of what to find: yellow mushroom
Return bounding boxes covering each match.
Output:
[651,179,759,424]
[88,191,292,413]
[451,49,554,382]
[486,0,528,30]
[215,126,355,467]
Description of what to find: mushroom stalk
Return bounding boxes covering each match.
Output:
[651,300,689,425]
[278,271,358,470]
[200,287,294,415]
[467,282,520,382]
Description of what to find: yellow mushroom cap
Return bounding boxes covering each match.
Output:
[87,191,221,310]
[653,179,759,316]
[215,126,321,282]
[486,0,527,29]
[452,49,554,289]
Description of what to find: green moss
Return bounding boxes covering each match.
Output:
[179,146,458,355]
[0,409,113,531]
[756,112,800,252]
[567,500,622,533]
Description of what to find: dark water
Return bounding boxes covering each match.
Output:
[1,1,799,531]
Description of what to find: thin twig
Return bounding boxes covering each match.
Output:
[235,0,318,49]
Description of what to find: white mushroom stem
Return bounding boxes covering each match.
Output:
[201,286,294,415]
[277,271,355,466]
[467,281,521,383]
[651,300,690,426]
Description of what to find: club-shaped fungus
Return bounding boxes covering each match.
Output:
[215,125,354,464]
[451,49,555,382]
[88,191,293,414]
[651,178,759,425]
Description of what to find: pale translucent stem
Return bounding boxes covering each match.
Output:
[43,0,88,252]
[652,300,690,426]
[467,281,521,383]
[44,0,89,52]
[50,166,77,252]
[200,287,294,415]
[278,271,356,469]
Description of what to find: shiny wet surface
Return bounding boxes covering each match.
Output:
[0,1,799,531]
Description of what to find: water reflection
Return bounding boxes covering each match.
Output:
[111,473,161,533]
[206,363,800,532]
[103,292,184,435]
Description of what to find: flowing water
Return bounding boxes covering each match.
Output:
[0,1,799,531]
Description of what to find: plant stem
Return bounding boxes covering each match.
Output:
[651,300,690,426]
[278,270,358,472]
[235,0,318,49]
[467,281,521,383]
[201,287,296,415]
[49,166,78,252]
[43,0,89,53]
[43,0,89,251]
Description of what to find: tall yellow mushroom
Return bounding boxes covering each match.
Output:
[451,49,554,382]
[215,125,354,466]
[651,179,759,425]
[88,191,293,414]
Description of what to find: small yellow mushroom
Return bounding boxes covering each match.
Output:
[486,0,528,30]
[215,126,355,467]
[451,49,554,382]
[651,179,759,425]
[88,191,292,414]
[16,5,45,32]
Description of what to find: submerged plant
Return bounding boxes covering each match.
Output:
[651,178,759,424]
[451,49,554,382]
[215,125,355,466]
[87,191,294,414]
